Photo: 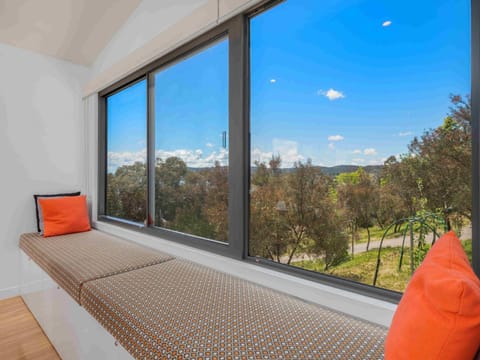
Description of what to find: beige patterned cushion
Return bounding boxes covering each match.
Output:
[19,230,174,303]
[81,259,387,359]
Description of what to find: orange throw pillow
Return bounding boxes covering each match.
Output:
[384,231,480,359]
[39,195,91,237]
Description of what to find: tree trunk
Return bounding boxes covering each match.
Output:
[276,243,281,263]
[287,242,299,265]
[366,227,371,252]
[266,248,275,262]
[287,231,304,265]
[351,225,355,258]
[445,216,452,231]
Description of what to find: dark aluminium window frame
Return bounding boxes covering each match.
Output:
[98,0,480,303]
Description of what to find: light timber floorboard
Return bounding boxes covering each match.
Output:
[0,296,60,359]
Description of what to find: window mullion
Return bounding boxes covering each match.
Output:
[228,15,249,260]
[98,96,107,217]
[471,0,480,276]
[146,73,156,227]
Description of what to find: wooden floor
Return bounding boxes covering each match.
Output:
[0,296,60,360]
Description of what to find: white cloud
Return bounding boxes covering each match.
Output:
[108,149,146,173]
[201,148,228,166]
[251,148,273,165]
[328,135,344,141]
[382,20,392,27]
[107,147,230,173]
[352,149,362,154]
[270,79,276,83]
[368,159,384,165]
[318,88,345,101]
[251,139,305,168]
[272,139,305,167]
[398,131,412,137]
[156,148,228,168]
[206,142,214,148]
[328,143,335,150]
[364,148,377,156]
[352,158,366,165]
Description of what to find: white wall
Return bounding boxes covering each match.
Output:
[91,0,208,77]
[85,0,264,95]
[0,42,90,299]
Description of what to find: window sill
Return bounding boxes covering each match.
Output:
[94,220,396,328]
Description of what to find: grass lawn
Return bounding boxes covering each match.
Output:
[463,238,472,263]
[355,225,404,244]
[292,239,472,293]
[355,222,454,244]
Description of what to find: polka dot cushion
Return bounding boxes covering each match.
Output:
[20,230,174,303]
[81,260,387,359]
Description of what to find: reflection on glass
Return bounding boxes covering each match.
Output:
[154,39,229,242]
[249,0,471,292]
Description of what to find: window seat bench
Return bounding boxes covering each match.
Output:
[20,230,174,303]
[19,230,387,359]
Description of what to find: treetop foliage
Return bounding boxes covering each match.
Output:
[106,94,471,277]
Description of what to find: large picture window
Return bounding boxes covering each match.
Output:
[249,0,471,292]
[99,0,477,300]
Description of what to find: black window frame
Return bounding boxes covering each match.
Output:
[99,17,247,259]
[98,0,480,303]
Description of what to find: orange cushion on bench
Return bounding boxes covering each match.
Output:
[384,231,480,360]
[39,195,91,237]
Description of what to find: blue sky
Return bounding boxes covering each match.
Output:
[107,79,147,152]
[107,0,470,172]
[154,38,228,166]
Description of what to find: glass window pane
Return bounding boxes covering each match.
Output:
[154,38,229,242]
[249,0,471,292]
[106,79,147,223]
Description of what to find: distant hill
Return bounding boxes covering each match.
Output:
[260,164,383,177]
[188,164,384,177]
[318,165,383,177]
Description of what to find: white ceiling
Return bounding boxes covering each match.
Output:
[0,0,143,66]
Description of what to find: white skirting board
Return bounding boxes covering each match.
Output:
[0,285,20,300]
[19,251,132,360]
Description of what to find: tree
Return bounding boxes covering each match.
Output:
[250,158,349,266]
[380,155,423,225]
[337,168,378,252]
[375,176,407,230]
[155,156,187,225]
[203,162,229,241]
[106,161,147,222]
[249,156,288,261]
[282,160,321,264]
[106,173,122,217]
[307,178,348,270]
[172,169,215,239]
[407,95,471,223]
[155,156,228,240]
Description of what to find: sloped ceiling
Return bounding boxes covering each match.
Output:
[0,0,143,65]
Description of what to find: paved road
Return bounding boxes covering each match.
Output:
[280,226,472,263]
[352,225,472,254]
